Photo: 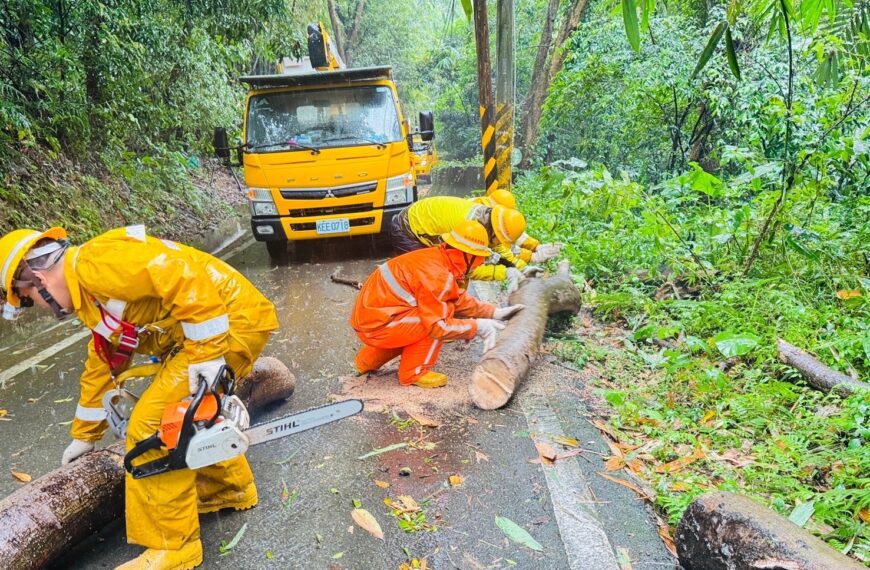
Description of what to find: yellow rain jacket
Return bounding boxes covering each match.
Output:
[63,225,279,551]
[65,226,279,441]
[406,196,526,280]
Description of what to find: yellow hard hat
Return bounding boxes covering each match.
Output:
[487,189,517,209]
[490,206,526,245]
[441,220,492,257]
[0,227,67,308]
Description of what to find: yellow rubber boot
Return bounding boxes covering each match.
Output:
[412,371,448,389]
[115,538,203,570]
[198,482,258,514]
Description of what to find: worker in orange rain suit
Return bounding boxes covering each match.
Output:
[0,225,279,570]
[470,189,564,265]
[390,195,535,292]
[352,220,525,388]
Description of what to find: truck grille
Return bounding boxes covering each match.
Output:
[290,217,375,232]
[288,203,374,218]
[280,181,378,201]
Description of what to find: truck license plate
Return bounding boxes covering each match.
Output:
[316,218,351,235]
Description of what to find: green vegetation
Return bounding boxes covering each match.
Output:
[0,0,311,239]
[508,0,868,562]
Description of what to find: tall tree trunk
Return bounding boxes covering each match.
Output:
[519,0,589,169]
[344,0,368,66]
[517,0,558,154]
[326,0,347,63]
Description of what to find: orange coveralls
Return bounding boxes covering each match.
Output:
[350,245,496,384]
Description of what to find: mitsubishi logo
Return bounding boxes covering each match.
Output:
[325,189,335,199]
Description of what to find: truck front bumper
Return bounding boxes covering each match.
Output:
[250,204,408,242]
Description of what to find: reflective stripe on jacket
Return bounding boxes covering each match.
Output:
[351,245,495,341]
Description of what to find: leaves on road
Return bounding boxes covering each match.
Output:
[219,522,247,556]
[351,508,384,540]
[11,469,31,483]
[358,442,408,459]
[495,516,544,552]
[448,474,463,487]
[374,479,390,489]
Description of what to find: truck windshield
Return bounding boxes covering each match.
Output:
[246,85,402,152]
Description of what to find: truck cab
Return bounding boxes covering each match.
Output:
[239,67,430,261]
[214,24,435,262]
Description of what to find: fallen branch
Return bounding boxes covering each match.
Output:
[469,261,581,409]
[330,269,363,290]
[0,356,296,570]
[778,339,869,396]
[676,491,865,569]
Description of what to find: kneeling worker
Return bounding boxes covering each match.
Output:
[0,225,279,570]
[351,221,524,388]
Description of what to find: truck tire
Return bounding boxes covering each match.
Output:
[266,240,289,265]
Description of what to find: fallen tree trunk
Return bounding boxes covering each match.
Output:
[0,356,296,570]
[676,491,864,570]
[469,261,581,409]
[778,339,869,396]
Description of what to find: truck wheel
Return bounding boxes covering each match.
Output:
[266,240,289,265]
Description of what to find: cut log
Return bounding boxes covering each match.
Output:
[778,339,869,396]
[0,356,296,570]
[676,491,865,570]
[469,260,581,409]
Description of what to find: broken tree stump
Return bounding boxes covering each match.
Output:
[0,356,296,570]
[778,339,869,397]
[676,491,865,570]
[469,260,581,410]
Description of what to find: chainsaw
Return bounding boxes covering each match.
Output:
[124,366,362,479]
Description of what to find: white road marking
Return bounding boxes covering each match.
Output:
[0,330,91,387]
[520,391,620,569]
[0,231,253,387]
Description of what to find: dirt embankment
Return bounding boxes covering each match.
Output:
[0,144,245,245]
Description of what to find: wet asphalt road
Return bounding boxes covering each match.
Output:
[0,188,675,570]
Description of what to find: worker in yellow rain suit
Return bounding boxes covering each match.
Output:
[470,189,564,265]
[390,195,534,290]
[0,225,279,570]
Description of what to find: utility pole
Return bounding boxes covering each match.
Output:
[473,0,498,195]
[495,0,514,192]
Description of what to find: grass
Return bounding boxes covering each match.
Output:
[517,164,870,564]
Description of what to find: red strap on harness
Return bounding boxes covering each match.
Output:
[92,307,139,372]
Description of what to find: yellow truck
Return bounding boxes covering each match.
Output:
[214,24,434,262]
[411,133,439,183]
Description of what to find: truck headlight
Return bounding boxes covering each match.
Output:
[247,188,278,216]
[253,202,278,216]
[384,174,413,206]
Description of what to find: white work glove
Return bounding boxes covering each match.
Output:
[531,243,563,263]
[506,267,523,295]
[522,265,544,277]
[188,356,227,394]
[493,304,525,320]
[476,319,506,352]
[61,439,95,465]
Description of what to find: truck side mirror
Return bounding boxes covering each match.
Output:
[419,111,434,142]
[213,127,231,165]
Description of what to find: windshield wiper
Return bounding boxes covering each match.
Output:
[244,140,321,154]
[320,135,387,149]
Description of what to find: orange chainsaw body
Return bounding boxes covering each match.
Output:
[159,394,220,449]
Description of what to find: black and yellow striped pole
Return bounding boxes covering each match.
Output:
[473,0,499,195]
[481,105,499,195]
